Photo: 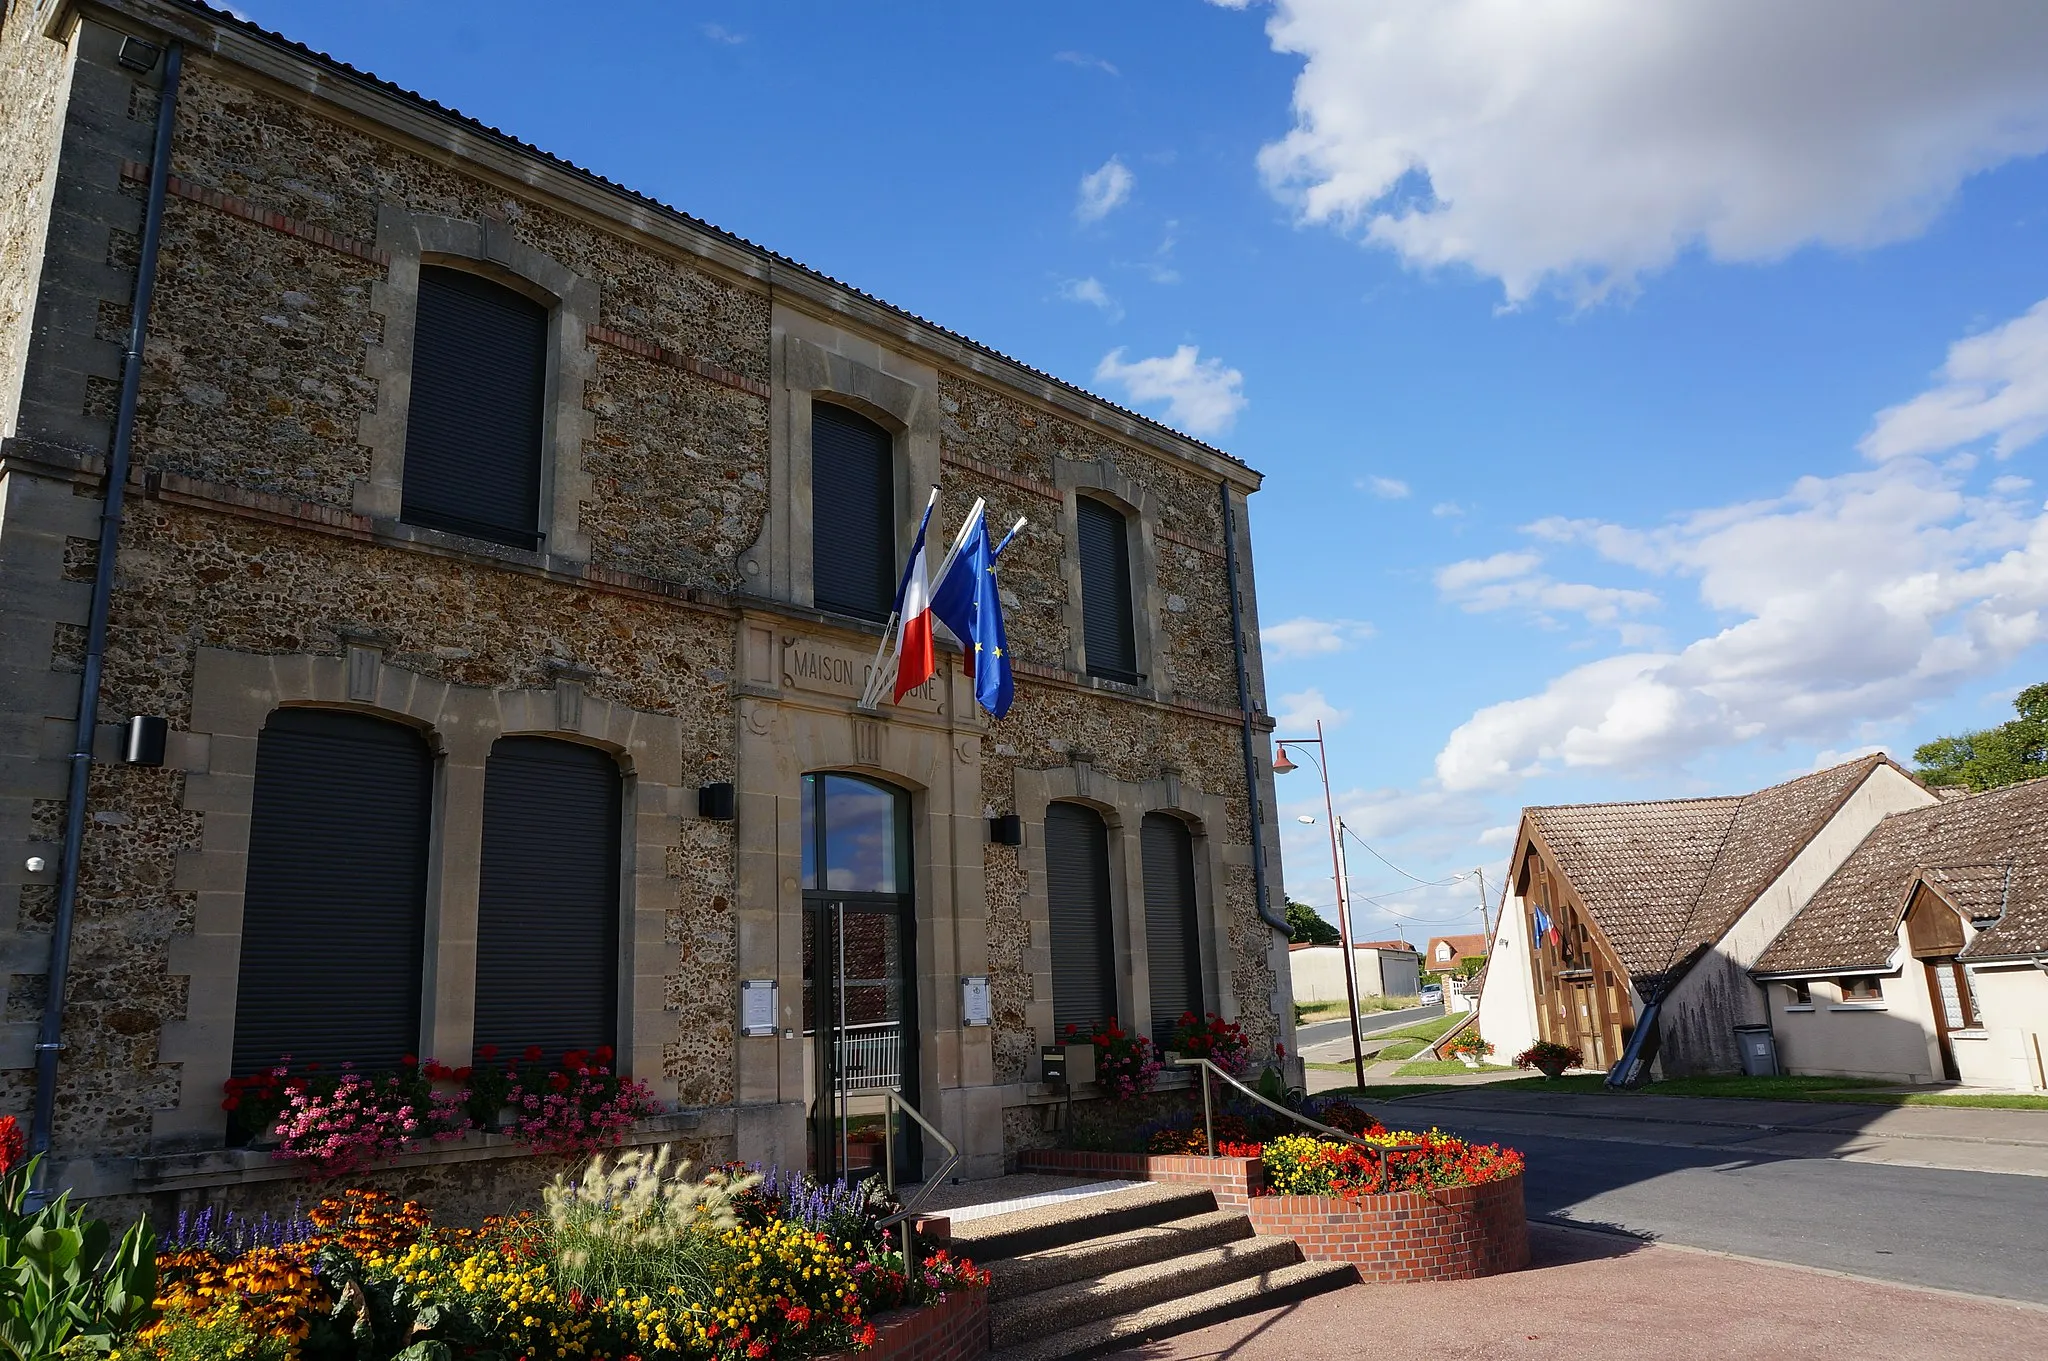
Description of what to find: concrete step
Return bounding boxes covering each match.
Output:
[990,1235,1303,1350]
[951,1182,1218,1262]
[987,1259,1361,1361]
[988,1209,1254,1302]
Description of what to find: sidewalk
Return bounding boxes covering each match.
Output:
[1112,1223,2048,1360]
[1357,1087,2048,1177]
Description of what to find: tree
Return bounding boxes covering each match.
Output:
[1286,899,1340,946]
[1914,683,2048,792]
[1454,954,1488,980]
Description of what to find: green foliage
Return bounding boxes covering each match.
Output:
[0,1155,158,1361]
[1453,954,1488,979]
[1913,682,2048,791]
[1285,901,1339,946]
[125,1305,286,1361]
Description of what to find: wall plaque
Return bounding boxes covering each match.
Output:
[780,636,944,712]
[740,979,779,1037]
[961,975,991,1028]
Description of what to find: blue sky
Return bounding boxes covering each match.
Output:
[237,0,2048,945]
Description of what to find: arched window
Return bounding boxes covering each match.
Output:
[1140,812,1203,1041]
[1077,496,1138,682]
[402,265,549,548]
[811,403,895,620]
[232,709,431,1073]
[1044,801,1116,1035]
[473,738,622,1061]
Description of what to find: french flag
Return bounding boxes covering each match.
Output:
[888,495,938,703]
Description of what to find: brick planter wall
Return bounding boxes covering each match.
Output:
[814,1287,990,1361]
[1015,1149,1263,1208]
[1245,1173,1528,1282]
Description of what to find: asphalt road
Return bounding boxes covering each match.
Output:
[1295,1001,1443,1050]
[1424,1118,2048,1306]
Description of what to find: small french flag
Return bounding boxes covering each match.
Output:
[887,493,938,703]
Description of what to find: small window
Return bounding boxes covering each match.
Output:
[1839,977,1883,1002]
[1140,812,1203,1043]
[233,709,431,1074]
[473,738,623,1062]
[1076,496,1138,683]
[402,266,549,548]
[1784,980,1812,1006]
[1044,802,1116,1036]
[810,403,895,621]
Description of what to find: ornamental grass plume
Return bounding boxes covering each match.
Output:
[542,1143,762,1304]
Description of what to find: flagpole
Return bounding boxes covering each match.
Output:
[990,516,1028,560]
[858,486,937,711]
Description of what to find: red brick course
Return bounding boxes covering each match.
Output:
[1245,1175,1528,1282]
[813,1287,990,1361]
[1016,1149,1527,1281]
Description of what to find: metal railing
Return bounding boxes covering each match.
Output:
[1172,1055,1422,1174]
[875,1090,961,1266]
[835,1021,902,1092]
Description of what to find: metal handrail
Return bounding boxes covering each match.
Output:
[874,1090,962,1265]
[1172,1056,1422,1172]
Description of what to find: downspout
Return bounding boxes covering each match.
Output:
[31,41,184,1168]
[1219,480,1287,936]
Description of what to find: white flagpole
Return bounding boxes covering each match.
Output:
[858,487,937,711]
[991,516,1028,560]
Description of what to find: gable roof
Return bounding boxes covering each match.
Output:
[1525,755,1891,984]
[1425,934,1488,961]
[1355,938,1419,953]
[1754,777,2048,972]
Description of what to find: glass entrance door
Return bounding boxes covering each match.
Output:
[800,773,919,1182]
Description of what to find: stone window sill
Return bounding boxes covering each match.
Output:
[1952,1029,1990,1041]
[131,1111,703,1194]
[1828,1003,1888,1012]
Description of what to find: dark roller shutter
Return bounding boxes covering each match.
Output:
[474,738,621,1060]
[1077,497,1138,682]
[1141,812,1203,1042]
[401,266,548,548]
[1044,801,1115,1035]
[233,709,430,1074]
[811,402,895,620]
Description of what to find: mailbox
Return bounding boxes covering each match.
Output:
[1040,1045,1066,1086]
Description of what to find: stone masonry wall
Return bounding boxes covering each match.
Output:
[0,2,74,439]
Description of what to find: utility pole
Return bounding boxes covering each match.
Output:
[1474,866,1492,940]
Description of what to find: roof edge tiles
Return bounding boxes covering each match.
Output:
[69,0,1261,491]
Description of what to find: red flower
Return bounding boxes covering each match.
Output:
[594,1045,614,1066]
[0,1115,28,1177]
[522,1045,543,1063]
[400,1054,418,1068]
[478,1044,499,1061]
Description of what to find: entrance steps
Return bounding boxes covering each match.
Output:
[945,1182,1356,1361]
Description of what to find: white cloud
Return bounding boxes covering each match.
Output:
[700,22,745,44]
[1076,157,1134,223]
[1275,687,1350,732]
[1262,615,1375,660]
[1360,475,1409,500]
[1436,456,2048,791]
[1991,475,2034,496]
[1240,1,2048,303]
[1860,298,2048,462]
[1058,276,1122,320]
[1055,50,1119,76]
[1095,345,1246,435]
[1436,551,1660,626]
[1431,501,1465,518]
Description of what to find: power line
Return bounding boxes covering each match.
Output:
[1339,823,1467,888]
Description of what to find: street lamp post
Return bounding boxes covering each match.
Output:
[1273,719,1367,1090]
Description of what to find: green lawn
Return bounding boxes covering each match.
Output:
[1316,1070,2048,1111]
[1305,1014,1466,1068]
[1393,1059,1515,1078]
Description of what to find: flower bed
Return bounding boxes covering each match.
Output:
[120,1148,990,1361]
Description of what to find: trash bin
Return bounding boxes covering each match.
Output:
[1733,1024,1777,1077]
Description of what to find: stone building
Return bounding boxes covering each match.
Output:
[0,0,1292,1214]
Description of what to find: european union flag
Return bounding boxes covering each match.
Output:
[930,503,1013,719]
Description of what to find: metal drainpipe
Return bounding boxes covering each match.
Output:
[31,41,184,1170]
[1219,481,1288,936]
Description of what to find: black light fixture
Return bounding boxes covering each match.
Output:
[988,814,1023,846]
[123,715,168,767]
[117,36,162,72]
[697,782,736,821]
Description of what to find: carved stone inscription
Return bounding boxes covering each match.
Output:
[780,636,944,713]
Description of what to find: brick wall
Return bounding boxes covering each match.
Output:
[1245,1175,1529,1282]
[815,1287,990,1361]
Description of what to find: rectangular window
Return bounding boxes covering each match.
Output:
[402,265,549,547]
[1077,496,1139,682]
[810,403,895,620]
[1784,980,1812,1006]
[1044,802,1116,1036]
[1839,977,1883,1002]
[1140,812,1203,1043]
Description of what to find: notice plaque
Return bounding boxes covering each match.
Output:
[781,636,944,712]
[740,979,778,1037]
[961,974,991,1028]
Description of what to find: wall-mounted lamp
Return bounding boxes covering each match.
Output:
[117,37,162,72]
[1272,743,1298,775]
[123,715,167,767]
[988,814,1023,846]
[697,782,736,821]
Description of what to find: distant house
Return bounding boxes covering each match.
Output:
[1289,940,1423,1003]
[1752,778,2048,1089]
[1424,934,1489,974]
[1475,755,1936,1075]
